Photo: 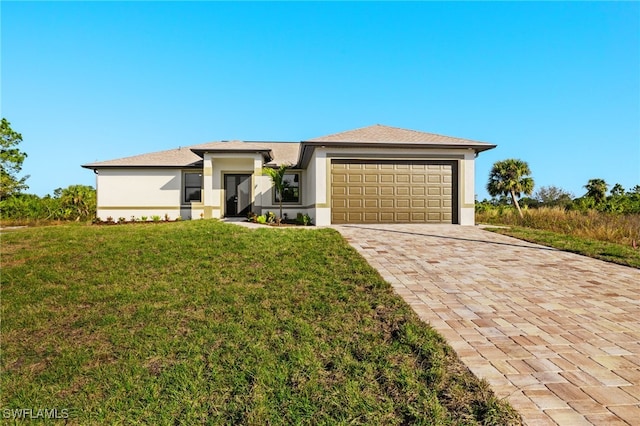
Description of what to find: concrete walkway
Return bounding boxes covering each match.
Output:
[333,224,640,426]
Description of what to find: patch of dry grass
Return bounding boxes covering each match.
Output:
[477,207,640,247]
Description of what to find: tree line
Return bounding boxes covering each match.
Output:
[480,158,640,216]
[0,118,96,222]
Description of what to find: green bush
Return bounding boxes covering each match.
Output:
[0,185,96,222]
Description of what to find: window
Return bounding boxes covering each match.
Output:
[274,172,300,203]
[184,172,202,203]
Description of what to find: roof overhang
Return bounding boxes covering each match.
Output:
[297,141,497,168]
[81,161,204,170]
[190,148,273,163]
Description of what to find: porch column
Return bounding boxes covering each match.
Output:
[202,156,214,219]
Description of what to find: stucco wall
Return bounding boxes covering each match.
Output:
[95,168,183,220]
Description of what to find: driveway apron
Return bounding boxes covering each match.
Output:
[333,224,640,426]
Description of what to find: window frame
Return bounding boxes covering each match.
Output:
[273,171,301,205]
[183,171,203,204]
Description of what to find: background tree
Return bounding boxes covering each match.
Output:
[533,185,574,207]
[610,183,625,197]
[58,185,97,221]
[584,178,608,204]
[1,118,29,199]
[263,164,290,225]
[487,158,534,218]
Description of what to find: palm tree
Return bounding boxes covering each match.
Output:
[487,159,534,218]
[584,179,608,204]
[263,164,289,225]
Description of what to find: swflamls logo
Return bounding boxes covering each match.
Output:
[2,408,72,419]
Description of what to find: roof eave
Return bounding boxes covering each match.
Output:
[298,141,497,167]
[190,148,273,163]
[81,163,204,170]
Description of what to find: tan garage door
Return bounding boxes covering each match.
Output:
[331,160,457,224]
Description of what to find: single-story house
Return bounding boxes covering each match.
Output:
[82,124,495,226]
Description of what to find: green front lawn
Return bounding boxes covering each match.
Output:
[1,221,520,425]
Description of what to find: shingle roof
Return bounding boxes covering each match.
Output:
[82,146,203,168]
[306,124,492,147]
[82,141,300,169]
[82,125,494,170]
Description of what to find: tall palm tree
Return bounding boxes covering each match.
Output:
[584,178,608,204]
[487,159,534,218]
[263,164,289,225]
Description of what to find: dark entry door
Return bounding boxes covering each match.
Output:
[224,174,252,217]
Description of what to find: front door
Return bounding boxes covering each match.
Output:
[224,174,252,217]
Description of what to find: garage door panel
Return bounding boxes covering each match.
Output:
[380,186,394,196]
[428,175,442,184]
[380,199,394,208]
[348,199,363,208]
[331,161,456,224]
[396,199,410,208]
[348,186,363,196]
[332,186,346,196]
[396,186,410,196]
[365,212,380,221]
[412,212,426,221]
[333,173,347,183]
[364,186,379,196]
[333,199,347,208]
[427,212,443,221]
[396,174,410,184]
[332,211,347,222]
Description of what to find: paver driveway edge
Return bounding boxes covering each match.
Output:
[333,224,640,426]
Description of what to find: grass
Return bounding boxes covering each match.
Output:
[476,207,640,246]
[1,220,520,425]
[485,226,640,269]
[476,207,640,268]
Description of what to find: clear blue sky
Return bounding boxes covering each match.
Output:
[2,1,639,201]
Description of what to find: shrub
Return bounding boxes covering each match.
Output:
[296,212,313,226]
[256,215,267,224]
[151,215,161,222]
[266,211,276,223]
[0,185,96,222]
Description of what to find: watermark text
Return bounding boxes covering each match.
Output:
[2,408,74,420]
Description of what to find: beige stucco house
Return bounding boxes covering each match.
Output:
[82,124,495,226]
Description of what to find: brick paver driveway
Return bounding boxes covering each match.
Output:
[334,224,640,426]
